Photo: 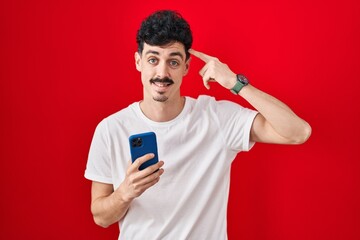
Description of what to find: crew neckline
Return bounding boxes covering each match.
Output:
[133,97,192,127]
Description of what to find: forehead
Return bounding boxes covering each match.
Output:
[142,42,186,59]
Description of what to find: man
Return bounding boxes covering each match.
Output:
[85,10,311,239]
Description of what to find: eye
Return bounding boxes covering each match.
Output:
[169,60,180,67]
[148,58,158,64]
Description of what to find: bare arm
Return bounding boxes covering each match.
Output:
[90,154,164,228]
[240,85,311,144]
[90,181,129,227]
[189,49,311,144]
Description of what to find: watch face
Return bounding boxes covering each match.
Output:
[237,74,249,85]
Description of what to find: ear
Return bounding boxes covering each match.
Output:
[135,52,141,72]
[183,57,191,76]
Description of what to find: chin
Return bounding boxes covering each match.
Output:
[152,95,168,102]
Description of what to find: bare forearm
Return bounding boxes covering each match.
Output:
[91,189,131,228]
[240,84,311,143]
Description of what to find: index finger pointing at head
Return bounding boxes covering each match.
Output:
[189,49,212,63]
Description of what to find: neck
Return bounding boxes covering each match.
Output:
[139,96,185,122]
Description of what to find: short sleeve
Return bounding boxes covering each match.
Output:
[84,119,113,184]
[216,100,258,152]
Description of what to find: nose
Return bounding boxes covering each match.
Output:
[155,61,170,79]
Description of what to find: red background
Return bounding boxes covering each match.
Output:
[1,0,359,239]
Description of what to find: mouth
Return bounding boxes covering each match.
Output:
[150,78,174,92]
[152,82,172,87]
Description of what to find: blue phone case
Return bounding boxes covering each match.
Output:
[129,132,159,170]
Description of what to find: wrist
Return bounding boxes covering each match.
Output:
[114,184,133,204]
[238,83,251,97]
[227,74,237,89]
[230,74,249,95]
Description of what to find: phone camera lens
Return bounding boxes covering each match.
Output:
[132,137,142,147]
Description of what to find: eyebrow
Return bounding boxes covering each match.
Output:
[145,50,160,56]
[145,50,184,60]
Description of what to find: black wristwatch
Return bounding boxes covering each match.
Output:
[230,74,249,95]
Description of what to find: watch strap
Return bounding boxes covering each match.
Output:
[230,74,249,95]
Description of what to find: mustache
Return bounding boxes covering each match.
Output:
[150,77,174,84]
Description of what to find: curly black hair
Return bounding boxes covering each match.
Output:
[136,10,193,60]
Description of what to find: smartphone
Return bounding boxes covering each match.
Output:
[129,132,159,171]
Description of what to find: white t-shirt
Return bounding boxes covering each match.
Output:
[85,95,258,240]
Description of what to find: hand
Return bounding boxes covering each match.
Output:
[189,49,237,90]
[116,153,164,202]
